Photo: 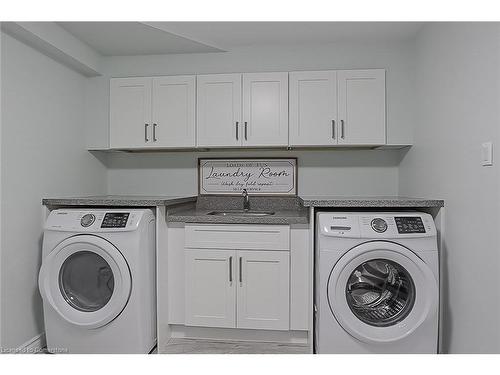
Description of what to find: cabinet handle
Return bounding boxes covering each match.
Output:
[244,122,248,141]
[239,256,243,285]
[331,120,335,139]
[153,123,157,142]
[341,120,345,139]
[144,123,149,142]
[236,122,239,141]
[229,256,233,283]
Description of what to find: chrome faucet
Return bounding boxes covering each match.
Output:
[242,189,250,210]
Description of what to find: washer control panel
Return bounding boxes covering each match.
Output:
[101,212,130,228]
[394,216,426,234]
[318,212,436,238]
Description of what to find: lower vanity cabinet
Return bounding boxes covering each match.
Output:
[236,250,289,330]
[183,224,291,331]
[184,249,236,328]
[184,249,290,331]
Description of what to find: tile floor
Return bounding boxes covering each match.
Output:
[161,338,310,354]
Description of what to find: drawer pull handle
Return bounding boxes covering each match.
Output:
[239,256,243,285]
[229,256,233,283]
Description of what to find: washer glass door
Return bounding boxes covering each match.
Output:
[59,251,115,312]
[346,259,415,327]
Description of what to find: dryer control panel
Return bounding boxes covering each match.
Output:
[318,212,436,239]
[45,209,152,232]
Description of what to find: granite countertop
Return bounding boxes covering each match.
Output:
[42,195,444,224]
[42,195,197,207]
[167,195,309,225]
[298,196,444,208]
[167,208,309,225]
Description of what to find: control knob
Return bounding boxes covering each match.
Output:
[371,218,388,233]
[80,214,96,227]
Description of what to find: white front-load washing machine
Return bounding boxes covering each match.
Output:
[39,208,156,353]
[315,212,439,354]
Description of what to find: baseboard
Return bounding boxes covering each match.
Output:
[16,332,46,354]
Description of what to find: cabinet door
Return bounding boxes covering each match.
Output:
[337,69,386,145]
[237,250,290,330]
[152,76,195,148]
[289,71,337,146]
[242,72,288,146]
[110,77,152,149]
[185,249,236,328]
[197,74,242,147]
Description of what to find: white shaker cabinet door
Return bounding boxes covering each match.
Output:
[152,76,196,148]
[197,74,242,147]
[236,250,290,330]
[110,77,152,148]
[184,249,236,328]
[337,69,386,145]
[242,72,288,146]
[289,71,338,146]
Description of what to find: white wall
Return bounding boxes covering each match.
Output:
[107,149,402,196]
[0,33,107,349]
[91,41,414,195]
[399,23,500,353]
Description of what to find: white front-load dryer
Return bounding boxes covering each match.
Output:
[39,208,156,353]
[315,212,439,353]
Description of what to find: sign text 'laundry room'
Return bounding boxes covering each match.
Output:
[198,159,297,195]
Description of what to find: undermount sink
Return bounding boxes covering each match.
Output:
[207,210,275,217]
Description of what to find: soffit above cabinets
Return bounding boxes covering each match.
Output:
[57,22,225,56]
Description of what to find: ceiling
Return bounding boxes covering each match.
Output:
[58,22,424,57]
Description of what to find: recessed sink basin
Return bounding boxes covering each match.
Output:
[207,210,275,217]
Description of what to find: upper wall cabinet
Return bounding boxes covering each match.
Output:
[152,76,196,147]
[242,72,288,146]
[337,69,386,145]
[110,77,152,149]
[197,74,242,148]
[197,72,289,148]
[289,69,386,147]
[110,76,195,149]
[289,71,337,146]
[107,69,386,150]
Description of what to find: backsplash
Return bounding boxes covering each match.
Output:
[104,149,404,196]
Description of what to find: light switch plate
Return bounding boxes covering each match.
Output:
[482,142,493,166]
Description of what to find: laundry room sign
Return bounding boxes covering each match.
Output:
[198,158,297,195]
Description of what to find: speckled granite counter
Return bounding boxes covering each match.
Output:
[42,195,443,222]
[298,196,444,208]
[167,208,309,225]
[42,195,197,207]
[167,195,309,225]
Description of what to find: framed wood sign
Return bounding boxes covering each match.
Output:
[198,158,297,195]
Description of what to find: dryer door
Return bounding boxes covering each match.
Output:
[327,241,437,344]
[39,235,132,329]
